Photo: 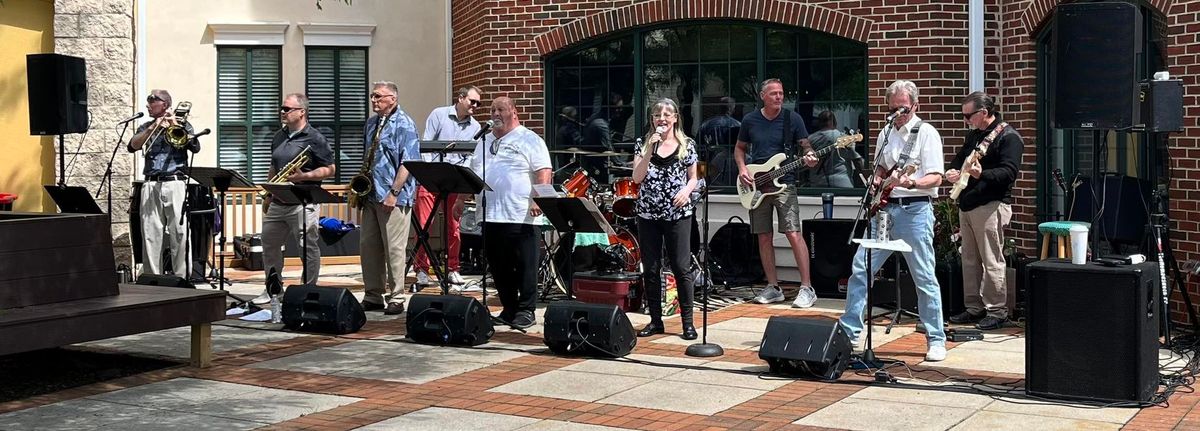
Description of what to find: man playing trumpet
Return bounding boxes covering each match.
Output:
[255,93,335,303]
[127,89,200,277]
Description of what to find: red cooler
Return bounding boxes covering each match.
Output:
[573,271,642,312]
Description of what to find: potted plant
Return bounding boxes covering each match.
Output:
[932,198,964,317]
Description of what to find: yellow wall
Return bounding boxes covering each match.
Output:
[0,0,55,212]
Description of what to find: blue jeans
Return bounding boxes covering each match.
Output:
[838,200,946,347]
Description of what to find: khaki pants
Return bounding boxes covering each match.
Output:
[262,203,321,284]
[360,202,412,306]
[959,201,1011,319]
[140,180,188,276]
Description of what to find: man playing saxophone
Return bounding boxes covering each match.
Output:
[355,81,421,315]
[254,93,335,302]
[127,89,200,277]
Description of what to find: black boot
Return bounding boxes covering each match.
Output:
[680,311,697,340]
[638,321,665,337]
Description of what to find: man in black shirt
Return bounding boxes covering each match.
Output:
[945,91,1023,330]
[255,93,336,303]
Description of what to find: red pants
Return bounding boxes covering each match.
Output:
[413,186,461,271]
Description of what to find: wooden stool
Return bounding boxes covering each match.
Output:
[1037,221,1090,259]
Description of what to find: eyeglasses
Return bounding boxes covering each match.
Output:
[961,109,984,119]
[651,113,674,119]
[279,106,303,114]
[370,93,396,101]
[146,96,164,103]
[467,99,481,107]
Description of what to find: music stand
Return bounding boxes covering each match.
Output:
[850,237,911,369]
[402,161,487,295]
[419,140,477,159]
[534,196,616,298]
[261,183,341,284]
[44,185,103,214]
[188,167,254,291]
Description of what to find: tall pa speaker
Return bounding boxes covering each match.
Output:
[1052,2,1142,130]
[406,294,494,346]
[280,284,366,334]
[26,53,89,135]
[1026,261,1159,403]
[543,301,636,357]
[759,316,852,380]
[803,219,866,297]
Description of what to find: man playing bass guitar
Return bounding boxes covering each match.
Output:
[838,80,949,362]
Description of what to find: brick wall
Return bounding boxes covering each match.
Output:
[452,0,1200,325]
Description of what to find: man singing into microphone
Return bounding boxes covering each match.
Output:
[127,89,199,277]
[415,85,482,288]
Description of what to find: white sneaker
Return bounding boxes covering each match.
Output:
[448,271,466,285]
[925,345,947,362]
[416,271,433,286]
[753,285,785,304]
[459,283,483,293]
[791,285,817,308]
[251,290,271,305]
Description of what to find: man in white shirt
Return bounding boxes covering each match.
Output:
[416,86,482,287]
[838,80,948,362]
[470,96,552,329]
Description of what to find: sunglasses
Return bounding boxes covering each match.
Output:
[279,106,303,113]
[962,109,984,119]
[467,99,481,107]
[146,96,164,103]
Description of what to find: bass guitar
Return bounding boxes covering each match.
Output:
[736,133,863,209]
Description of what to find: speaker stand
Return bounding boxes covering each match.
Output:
[57,134,67,186]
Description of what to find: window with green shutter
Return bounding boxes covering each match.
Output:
[306,47,369,184]
[217,47,282,183]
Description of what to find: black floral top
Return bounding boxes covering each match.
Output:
[634,138,698,221]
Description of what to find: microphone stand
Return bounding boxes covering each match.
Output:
[687,129,723,357]
[96,120,133,215]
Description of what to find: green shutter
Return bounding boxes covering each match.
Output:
[306,46,368,184]
[217,46,281,184]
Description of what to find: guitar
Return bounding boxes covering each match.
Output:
[949,123,1006,201]
[866,163,919,217]
[737,133,863,209]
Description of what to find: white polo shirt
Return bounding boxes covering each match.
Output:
[470,125,552,225]
[874,115,943,198]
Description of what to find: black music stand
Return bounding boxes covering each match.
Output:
[402,161,487,295]
[188,167,254,291]
[261,183,340,285]
[419,140,477,160]
[44,185,103,214]
[534,196,616,298]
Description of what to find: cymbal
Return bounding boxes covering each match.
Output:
[550,147,596,155]
[585,151,632,158]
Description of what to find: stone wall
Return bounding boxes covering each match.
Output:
[53,0,136,266]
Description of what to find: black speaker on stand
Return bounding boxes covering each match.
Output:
[27,53,89,187]
[280,285,366,334]
[1026,260,1159,403]
[406,294,494,346]
[759,316,852,380]
[1052,2,1142,130]
[543,301,636,357]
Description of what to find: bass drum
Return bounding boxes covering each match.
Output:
[606,226,640,273]
[610,177,639,218]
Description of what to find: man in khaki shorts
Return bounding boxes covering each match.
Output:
[734,78,817,307]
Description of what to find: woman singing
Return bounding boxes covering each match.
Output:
[632,98,699,340]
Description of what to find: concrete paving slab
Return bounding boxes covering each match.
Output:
[926,344,1025,374]
[795,397,977,431]
[518,420,634,430]
[333,359,496,384]
[951,411,1121,431]
[489,370,652,402]
[982,397,1138,424]
[662,361,786,391]
[848,382,996,409]
[356,407,538,430]
[598,379,765,415]
[650,328,764,351]
[76,325,305,360]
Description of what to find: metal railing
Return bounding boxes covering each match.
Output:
[217,185,358,253]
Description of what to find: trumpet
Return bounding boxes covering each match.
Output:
[259,146,312,200]
[146,101,193,149]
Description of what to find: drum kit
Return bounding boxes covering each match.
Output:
[549,147,641,272]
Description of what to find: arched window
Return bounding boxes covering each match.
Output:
[547,22,869,194]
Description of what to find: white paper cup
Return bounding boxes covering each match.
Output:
[1069,224,1089,264]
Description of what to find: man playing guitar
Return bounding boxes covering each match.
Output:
[734,78,818,307]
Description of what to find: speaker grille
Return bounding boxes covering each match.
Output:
[1052,2,1142,130]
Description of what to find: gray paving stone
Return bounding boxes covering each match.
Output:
[76,325,305,360]
[355,407,538,430]
[489,370,652,402]
[333,359,495,384]
[0,399,156,431]
[249,347,393,375]
[597,379,765,415]
[796,397,977,431]
[982,397,1138,424]
[518,420,635,430]
[928,344,1025,374]
[196,385,361,424]
[707,317,771,333]
[650,328,764,350]
[87,377,263,408]
[951,411,1122,431]
[559,355,695,379]
[848,382,996,409]
[662,361,787,391]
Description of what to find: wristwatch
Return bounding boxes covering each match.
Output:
[389,188,402,197]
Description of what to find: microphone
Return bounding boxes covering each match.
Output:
[653,126,667,154]
[116,112,144,125]
[885,106,910,124]
[190,128,211,139]
[473,120,494,140]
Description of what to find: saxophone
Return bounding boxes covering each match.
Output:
[258,146,312,200]
[348,113,387,209]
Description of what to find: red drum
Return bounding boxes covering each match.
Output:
[610,177,639,218]
[563,169,591,198]
[607,226,641,272]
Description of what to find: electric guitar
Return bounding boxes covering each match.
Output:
[949,123,1006,201]
[866,163,919,217]
[737,133,863,209]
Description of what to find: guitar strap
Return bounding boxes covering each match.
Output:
[782,108,794,156]
[876,120,923,170]
[977,122,1008,153]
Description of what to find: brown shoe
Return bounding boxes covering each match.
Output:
[384,302,406,316]
[362,301,385,312]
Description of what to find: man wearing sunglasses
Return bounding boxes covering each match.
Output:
[945,92,1023,331]
[253,93,336,303]
[414,86,483,289]
[127,89,199,277]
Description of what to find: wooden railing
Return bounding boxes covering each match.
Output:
[218,185,359,253]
